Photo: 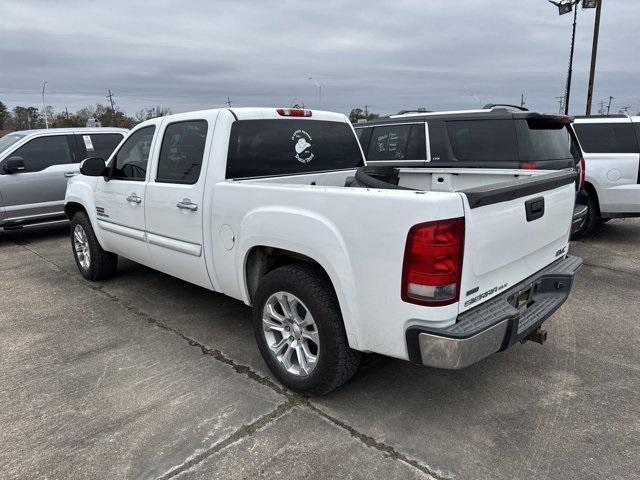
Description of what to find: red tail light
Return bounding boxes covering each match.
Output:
[579,157,586,190]
[521,162,540,170]
[276,108,312,117]
[401,218,465,306]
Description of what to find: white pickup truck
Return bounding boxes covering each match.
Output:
[65,107,582,395]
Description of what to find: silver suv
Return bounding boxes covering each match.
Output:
[0,127,127,230]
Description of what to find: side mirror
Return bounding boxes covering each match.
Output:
[80,157,107,177]
[3,156,26,174]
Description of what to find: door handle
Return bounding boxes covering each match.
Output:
[126,193,142,204]
[176,199,198,211]
[64,172,78,178]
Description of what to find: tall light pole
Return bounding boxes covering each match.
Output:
[308,76,322,109]
[41,81,49,129]
[584,0,602,115]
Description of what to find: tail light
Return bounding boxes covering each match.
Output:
[401,218,465,306]
[276,108,312,117]
[579,157,586,190]
[521,162,540,170]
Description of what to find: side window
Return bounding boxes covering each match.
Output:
[366,124,425,161]
[111,126,155,181]
[78,133,123,161]
[573,123,639,154]
[156,120,208,184]
[9,135,73,173]
[446,120,517,162]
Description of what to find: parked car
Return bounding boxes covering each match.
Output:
[571,115,640,236]
[65,107,581,395]
[0,127,127,230]
[353,105,587,235]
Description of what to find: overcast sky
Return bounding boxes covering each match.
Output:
[1,0,638,117]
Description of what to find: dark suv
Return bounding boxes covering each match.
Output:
[354,105,586,234]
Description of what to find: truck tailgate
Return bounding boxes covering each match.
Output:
[458,170,576,313]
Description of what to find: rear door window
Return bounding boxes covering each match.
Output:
[366,124,425,161]
[446,120,517,163]
[8,135,74,173]
[77,133,124,161]
[573,123,639,154]
[226,120,363,178]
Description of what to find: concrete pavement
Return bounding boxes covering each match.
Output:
[1,219,638,479]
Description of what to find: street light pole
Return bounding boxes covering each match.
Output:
[308,76,322,108]
[585,0,603,115]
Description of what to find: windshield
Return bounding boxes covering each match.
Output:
[0,133,27,154]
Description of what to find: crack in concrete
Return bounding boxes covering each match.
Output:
[15,241,450,480]
[581,260,640,280]
[156,400,298,479]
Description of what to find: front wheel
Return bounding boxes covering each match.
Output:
[253,263,361,395]
[70,211,118,281]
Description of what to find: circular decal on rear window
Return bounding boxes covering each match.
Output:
[291,129,314,164]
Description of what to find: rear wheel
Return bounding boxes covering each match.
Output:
[253,263,361,395]
[70,211,118,281]
[571,192,599,239]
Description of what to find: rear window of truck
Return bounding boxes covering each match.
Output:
[516,120,581,163]
[226,120,363,179]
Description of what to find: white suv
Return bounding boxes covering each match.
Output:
[572,115,640,236]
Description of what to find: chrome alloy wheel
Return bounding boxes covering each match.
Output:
[262,291,320,377]
[73,224,91,270]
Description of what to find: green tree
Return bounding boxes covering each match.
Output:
[10,106,42,130]
[0,100,9,129]
[348,107,380,124]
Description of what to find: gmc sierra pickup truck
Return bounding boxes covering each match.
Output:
[65,107,582,395]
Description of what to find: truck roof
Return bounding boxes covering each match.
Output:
[142,107,350,125]
[10,127,129,136]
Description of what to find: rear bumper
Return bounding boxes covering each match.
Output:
[406,255,582,369]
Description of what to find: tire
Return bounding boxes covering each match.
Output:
[70,211,118,281]
[571,191,599,239]
[253,263,361,395]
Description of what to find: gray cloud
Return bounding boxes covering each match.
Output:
[1,0,638,116]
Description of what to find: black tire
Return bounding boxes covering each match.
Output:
[571,192,599,239]
[70,211,118,281]
[252,263,361,395]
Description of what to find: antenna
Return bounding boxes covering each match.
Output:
[225,96,232,107]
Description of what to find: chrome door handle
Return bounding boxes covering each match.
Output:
[126,194,142,204]
[64,172,78,178]
[176,199,198,211]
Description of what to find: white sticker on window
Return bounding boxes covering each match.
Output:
[83,135,94,151]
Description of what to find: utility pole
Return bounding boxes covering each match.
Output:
[106,89,116,126]
[585,0,602,115]
[41,81,49,129]
[225,96,232,107]
[363,105,369,117]
[556,96,565,113]
[606,95,613,115]
[564,2,578,115]
[520,93,526,109]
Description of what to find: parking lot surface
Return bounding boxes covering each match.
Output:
[1,220,639,479]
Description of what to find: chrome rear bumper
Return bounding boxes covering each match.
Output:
[406,255,583,369]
